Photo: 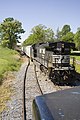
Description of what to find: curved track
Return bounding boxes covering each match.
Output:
[34,63,43,95]
[22,59,44,120]
[22,58,30,120]
[22,57,80,120]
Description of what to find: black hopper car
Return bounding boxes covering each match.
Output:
[22,41,76,84]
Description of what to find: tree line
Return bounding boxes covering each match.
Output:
[0,17,80,50]
[23,24,80,50]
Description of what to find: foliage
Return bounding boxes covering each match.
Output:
[71,55,80,73]
[56,25,72,42]
[74,28,80,50]
[22,23,80,51]
[55,25,75,44]
[23,24,54,45]
[0,17,25,49]
[75,64,80,73]
[61,32,74,42]
[0,46,21,84]
[71,55,80,61]
[0,83,12,113]
[23,34,37,45]
[61,25,71,36]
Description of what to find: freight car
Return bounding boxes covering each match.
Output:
[21,45,32,57]
[22,41,76,84]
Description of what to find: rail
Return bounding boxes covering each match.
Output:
[22,58,30,120]
[34,62,43,95]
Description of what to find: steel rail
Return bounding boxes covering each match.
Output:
[34,63,43,95]
[22,58,30,120]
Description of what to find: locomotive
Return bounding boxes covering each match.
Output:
[22,41,76,84]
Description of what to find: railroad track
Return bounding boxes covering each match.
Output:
[34,63,43,95]
[34,60,80,93]
[22,59,44,120]
[22,58,80,120]
[22,58,30,120]
[22,59,63,120]
[33,60,73,93]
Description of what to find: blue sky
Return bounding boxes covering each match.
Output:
[0,0,80,42]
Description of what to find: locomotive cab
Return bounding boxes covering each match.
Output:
[46,41,76,84]
[47,41,75,68]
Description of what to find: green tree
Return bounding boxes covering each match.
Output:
[0,17,25,49]
[60,24,73,42]
[23,34,37,46]
[62,32,74,42]
[61,25,71,36]
[23,24,54,45]
[74,28,80,50]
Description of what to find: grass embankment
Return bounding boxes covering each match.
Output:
[74,56,80,61]
[0,46,21,84]
[74,56,80,73]
[0,80,13,113]
[0,46,22,113]
[71,55,80,73]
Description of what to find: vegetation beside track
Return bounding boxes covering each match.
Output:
[0,79,12,113]
[71,55,80,73]
[75,64,80,73]
[71,55,80,61]
[0,46,22,84]
[0,46,22,113]
[74,56,80,61]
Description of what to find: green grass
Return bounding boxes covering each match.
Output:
[74,56,80,73]
[74,56,80,61]
[0,46,21,84]
[71,55,80,61]
[70,56,80,73]
[75,64,80,73]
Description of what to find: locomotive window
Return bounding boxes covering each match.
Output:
[57,43,62,48]
[62,48,64,53]
[57,43,64,54]
[57,43,64,48]
[53,42,71,55]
